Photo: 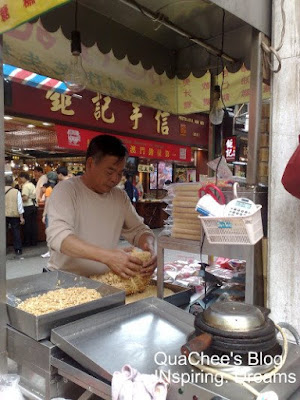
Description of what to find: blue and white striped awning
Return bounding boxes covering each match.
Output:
[3,64,69,94]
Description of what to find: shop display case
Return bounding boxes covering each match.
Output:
[156,235,264,306]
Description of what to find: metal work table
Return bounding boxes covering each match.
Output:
[8,324,300,400]
[157,235,263,305]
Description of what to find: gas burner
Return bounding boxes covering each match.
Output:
[183,302,283,376]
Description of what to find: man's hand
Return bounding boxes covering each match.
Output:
[42,216,46,224]
[139,240,157,277]
[103,248,143,279]
[20,216,25,225]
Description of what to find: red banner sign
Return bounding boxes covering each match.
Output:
[225,137,237,162]
[6,82,209,148]
[56,125,192,162]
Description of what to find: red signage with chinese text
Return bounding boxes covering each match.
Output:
[56,125,192,162]
[6,82,209,148]
[225,137,237,162]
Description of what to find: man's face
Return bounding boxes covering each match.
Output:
[86,155,126,194]
[34,170,41,180]
[57,173,64,181]
[19,176,26,184]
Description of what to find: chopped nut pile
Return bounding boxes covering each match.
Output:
[90,249,152,295]
[17,287,101,316]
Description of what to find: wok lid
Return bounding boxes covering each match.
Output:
[202,302,266,332]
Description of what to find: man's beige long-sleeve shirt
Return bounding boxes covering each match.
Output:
[46,177,153,276]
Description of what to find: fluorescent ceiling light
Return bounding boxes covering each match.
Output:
[4,116,13,120]
[27,124,35,128]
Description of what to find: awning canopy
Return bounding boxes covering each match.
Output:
[3,64,69,94]
[36,0,271,79]
[3,0,272,113]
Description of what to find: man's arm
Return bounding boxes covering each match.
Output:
[119,191,157,276]
[17,192,25,225]
[60,234,143,278]
[21,184,29,202]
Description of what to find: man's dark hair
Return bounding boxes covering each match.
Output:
[86,135,128,163]
[57,166,68,176]
[5,174,13,186]
[34,166,43,173]
[19,172,30,181]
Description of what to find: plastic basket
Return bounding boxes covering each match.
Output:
[199,205,263,245]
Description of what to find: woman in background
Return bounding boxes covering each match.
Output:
[135,175,144,199]
[41,171,58,258]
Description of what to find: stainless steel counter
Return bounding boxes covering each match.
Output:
[7,308,300,400]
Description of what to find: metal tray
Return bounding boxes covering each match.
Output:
[51,297,195,381]
[160,281,192,307]
[7,271,125,341]
[128,280,192,307]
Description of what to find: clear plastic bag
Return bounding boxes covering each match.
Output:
[0,375,24,400]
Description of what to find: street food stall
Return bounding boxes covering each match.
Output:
[2,1,300,400]
[6,281,300,399]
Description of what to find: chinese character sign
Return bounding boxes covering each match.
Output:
[92,93,115,124]
[138,164,155,173]
[225,137,236,162]
[55,125,192,162]
[0,0,71,34]
[130,103,142,130]
[46,91,75,116]
[155,110,170,135]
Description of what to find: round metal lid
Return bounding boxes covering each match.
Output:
[202,302,266,332]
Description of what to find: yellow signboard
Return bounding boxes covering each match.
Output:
[177,67,271,114]
[0,0,70,34]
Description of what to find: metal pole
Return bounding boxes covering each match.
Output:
[0,34,7,373]
[208,74,217,177]
[156,241,164,299]
[247,29,263,185]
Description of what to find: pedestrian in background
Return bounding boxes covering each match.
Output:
[42,171,58,225]
[124,174,134,202]
[5,174,24,256]
[135,175,144,199]
[41,171,58,258]
[33,166,47,205]
[56,166,70,182]
[19,172,37,247]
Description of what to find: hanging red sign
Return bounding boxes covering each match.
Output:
[225,137,237,162]
[56,125,192,162]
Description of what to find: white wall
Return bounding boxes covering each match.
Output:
[268,0,300,330]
